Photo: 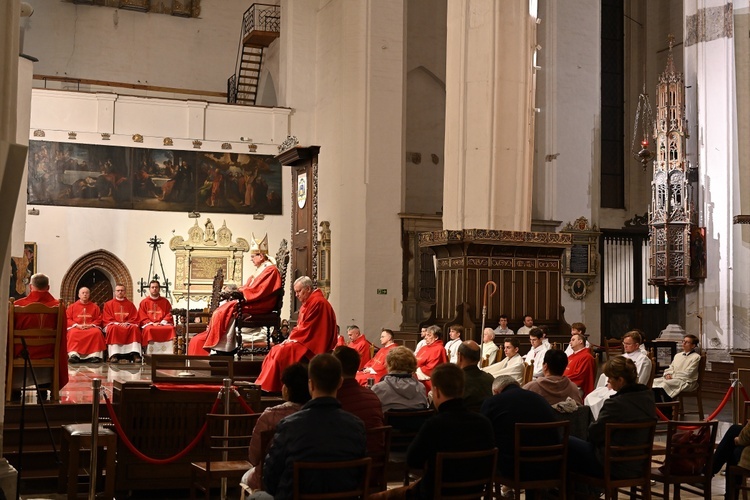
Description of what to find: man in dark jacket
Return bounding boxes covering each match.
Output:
[457,340,493,411]
[262,353,367,498]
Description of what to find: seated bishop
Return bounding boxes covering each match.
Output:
[11,273,69,394]
[102,284,142,363]
[66,287,106,363]
[138,280,175,355]
[189,233,282,356]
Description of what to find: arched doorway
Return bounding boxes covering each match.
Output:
[60,250,133,306]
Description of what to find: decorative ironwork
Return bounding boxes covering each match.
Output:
[243,3,281,37]
[227,74,238,104]
[648,35,696,287]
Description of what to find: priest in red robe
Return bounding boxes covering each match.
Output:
[345,325,373,369]
[66,287,106,363]
[138,280,175,355]
[356,328,397,386]
[564,332,597,397]
[415,325,448,392]
[255,276,337,392]
[102,284,142,363]
[189,234,282,356]
[11,273,69,392]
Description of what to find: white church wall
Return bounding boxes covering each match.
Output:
[25,89,292,315]
[535,0,603,339]
[21,0,250,94]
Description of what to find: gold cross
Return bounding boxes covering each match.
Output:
[77,307,93,326]
[147,303,162,321]
[114,307,129,322]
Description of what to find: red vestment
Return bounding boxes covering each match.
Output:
[102,298,141,348]
[415,340,448,392]
[66,300,106,358]
[200,261,282,351]
[356,342,398,386]
[336,335,346,347]
[349,335,373,370]
[138,296,175,346]
[255,289,337,392]
[564,348,597,397]
[12,290,69,389]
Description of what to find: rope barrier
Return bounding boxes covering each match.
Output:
[231,388,255,414]
[741,385,750,403]
[103,391,221,465]
[706,385,735,422]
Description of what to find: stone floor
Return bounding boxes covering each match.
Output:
[15,360,746,499]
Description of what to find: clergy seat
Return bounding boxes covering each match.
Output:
[237,239,290,356]
[6,299,65,402]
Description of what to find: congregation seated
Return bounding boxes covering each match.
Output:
[333,346,385,452]
[457,340,493,412]
[523,349,582,406]
[652,334,701,411]
[483,337,524,383]
[241,363,310,492]
[414,325,448,392]
[137,280,176,356]
[355,328,398,386]
[481,375,561,480]
[568,356,656,479]
[10,273,69,397]
[102,283,142,363]
[564,331,597,397]
[261,354,366,498]
[371,346,429,412]
[584,330,652,419]
[344,325,373,369]
[66,287,106,363]
[564,322,591,356]
[480,328,499,366]
[255,276,337,392]
[524,327,549,379]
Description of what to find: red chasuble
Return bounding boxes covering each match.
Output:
[66,300,106,358]
[13,290,69,389]
[201,261,282,351]
[138,296,175,346]
[102,298,141,347]
[356,342,397,386]
[564,348,597,397]
[255,289,337,392]
[349,334,373,370]
[416,340,448,378]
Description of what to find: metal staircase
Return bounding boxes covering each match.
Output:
[228,3,280,105]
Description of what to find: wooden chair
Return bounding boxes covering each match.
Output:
[240,428,275,500]
[654,401,680,439]
[384,408,435,484]
[432,448,497,499]
[650,419,718,500]
[522,360,534,385]
[292,456,372,499]
[568,420,656,500]
[6,300,65,402]
[678,352,707,420]
[494,421,569,500]
[366,425,392,492]
[726,465,750,500]
[236,239,291,354]
[190,412,261,500]
[647,350,657,388]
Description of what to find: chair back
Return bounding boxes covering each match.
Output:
[508,421,569,487]
[660,420,718,478]
[601,420,657,482]
[366,425,392,492]
[695,352,707,385]
[521,360,534,385]
[655,401,680,435]
[605,338,624,358]
[6,300,65,402]
[256,428,276,491]
[208,267,225,314]
[647,350,657,388]
[384,408,435,455]
[292,456,372,499]
[202,413,260,469]
[433,448,497,499]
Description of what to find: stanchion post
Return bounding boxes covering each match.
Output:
[89,378,102,500]
[731,372,740,425]
[220,378,231,500]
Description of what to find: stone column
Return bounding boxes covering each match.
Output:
[443,0,536,231]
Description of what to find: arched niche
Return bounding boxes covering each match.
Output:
[60,250,133,305]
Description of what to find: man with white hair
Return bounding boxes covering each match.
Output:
[66,287,106,363]
[480,328,499,366]
[256,276,337,392]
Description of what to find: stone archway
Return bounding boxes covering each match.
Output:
[60,250,134,305]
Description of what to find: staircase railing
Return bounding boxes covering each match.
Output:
[227,3,281,105]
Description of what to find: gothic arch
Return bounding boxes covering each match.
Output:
[60,250,134,305]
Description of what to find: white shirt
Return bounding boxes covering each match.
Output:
[445,338,461,363]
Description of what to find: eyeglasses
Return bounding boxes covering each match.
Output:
[622,342,635,346]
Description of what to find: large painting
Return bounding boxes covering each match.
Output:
[27,141,283,215]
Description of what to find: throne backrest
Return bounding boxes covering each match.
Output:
[208,267,225,314]
[274,239,290,312]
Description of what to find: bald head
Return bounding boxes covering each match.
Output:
[457,340,481,366]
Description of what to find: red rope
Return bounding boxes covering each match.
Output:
[103,392,221,465]
[232,389,255,414]
[706,385,734,422]
[655,407,670,422]
[741,385,750,403]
